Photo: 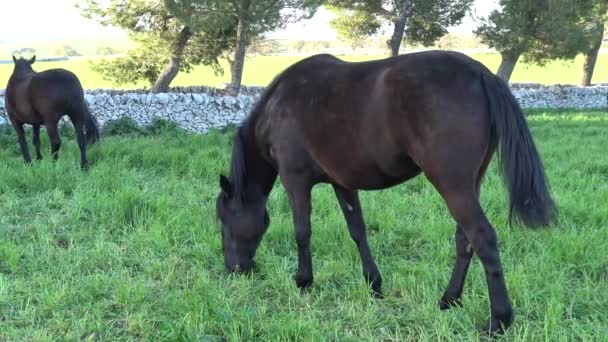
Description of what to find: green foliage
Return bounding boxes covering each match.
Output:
[144,118,184,135]
[102,117,145,136]
[166,0,323,35]
[59,122,77,140]
[90,35,171,86]
[580,0,608,51]
[0,123,16,149]
[0,110,607,340]
[101,117,186,137]
[476,0,597,65]
[329,8,382,43]
[96,46,121,56]
[404,0,473,46]
[165,0,324,92]
[78,0,232,87]
[329,0,474,49]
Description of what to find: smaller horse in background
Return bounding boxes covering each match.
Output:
[5,55,99,169]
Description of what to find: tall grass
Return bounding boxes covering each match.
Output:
[0,110,607,340]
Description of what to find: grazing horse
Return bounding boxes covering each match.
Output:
[5,56,99,169]
[216,51,556,334]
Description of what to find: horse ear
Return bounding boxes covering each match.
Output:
[12,55,16,63]
[29,55,36,64]
[220,174,233,196]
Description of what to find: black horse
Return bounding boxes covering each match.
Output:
[5,56,99,169]
[216,51,556,334]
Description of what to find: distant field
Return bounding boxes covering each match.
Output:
[1,53,607,89]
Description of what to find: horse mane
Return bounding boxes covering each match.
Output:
[227,72,284,201]
[228,128,247,201]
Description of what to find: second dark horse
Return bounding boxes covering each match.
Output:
[216,51,557,334]
[5,56,99,169]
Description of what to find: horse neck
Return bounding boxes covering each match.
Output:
[9,69,35,85]
[239,121,277,199]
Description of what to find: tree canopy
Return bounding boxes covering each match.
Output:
[579,0,607,85]
[165,0,324,95]
[328,0,473,56]
[476,0,597,81]
[78,0,233,92]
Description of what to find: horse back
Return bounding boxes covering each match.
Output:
[29,69,85,117]
[6,68,84,124]
[258,51,492,190]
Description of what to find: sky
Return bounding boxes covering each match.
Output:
[0,0,500,43]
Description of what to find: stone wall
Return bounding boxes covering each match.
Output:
[1,84,607,131]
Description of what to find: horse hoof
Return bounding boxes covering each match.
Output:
[370,280,383,298]
[294,274,313,289]
[439,295,462,310]
[371,289,383,299]
[481,311,514,335]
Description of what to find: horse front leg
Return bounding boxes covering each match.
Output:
[32,124,42,160]
[282,175,314,290]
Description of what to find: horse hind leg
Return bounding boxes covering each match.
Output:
[9,118,32,163]
[67,105,90,170]
[444,191,513,333]
[426,161,513,334]
[439,148,494,310]
[43,120,62,162]
[439,224,472,310]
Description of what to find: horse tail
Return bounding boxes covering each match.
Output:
[81,102,100,145]
[480,72,556,228]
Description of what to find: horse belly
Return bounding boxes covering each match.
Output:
[319,152,422,190]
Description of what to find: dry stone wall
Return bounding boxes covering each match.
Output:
[1,84,606,131]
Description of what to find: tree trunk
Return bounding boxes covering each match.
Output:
[581,22,605,87]
[150,27,192,93]
[496,52,521,82]
[388,0,412,57]
[227,0,251,96]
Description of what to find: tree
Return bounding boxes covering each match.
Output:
[476,0,595,81]
[12,47,36,57]
[328,0,473,57]
[165,0,324,95]
[96,46,121,56]
[78,0,233,92]
[56,45,82,57]
[580,1,607,86]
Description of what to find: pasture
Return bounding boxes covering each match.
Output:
[0,109,606,340]
[2,53,608,89]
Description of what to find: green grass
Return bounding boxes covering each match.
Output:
[0,110,607,340]
[2,53,608,89]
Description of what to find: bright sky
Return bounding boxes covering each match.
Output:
[0,0,499,42]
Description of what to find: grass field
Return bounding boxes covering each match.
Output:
[0,109,607,340]
[1,53,608,89]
